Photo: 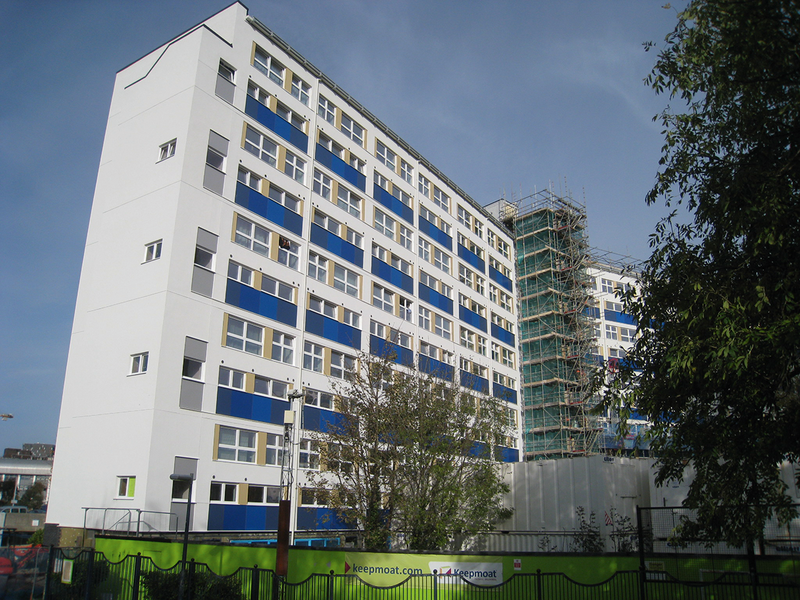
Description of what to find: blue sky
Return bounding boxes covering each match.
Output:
[0,0,680,449]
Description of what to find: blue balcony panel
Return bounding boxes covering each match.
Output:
[234,182,303,236]
[371,258,414,294]
[305,310,361,348]
[459,306,488,332]
[372,184,414,224]
[584,306,601,319]
[297,507,355,531]
[499,447,519,463]
[216,387,289,425]
[310,223,364,268]
[458,244,486,273]
[370,335,415,366]
[459,370,490,394]
[418,217,453,251]
[226,279,297,328]
[303,405,347,433]
[315,144,366,191]
[208,504,280,531]
[490,322,515,347]
[604,310,637,326]
[418,283,454,315]
[488,266,513,292]
[493,383,518,404]
[245,95,308,152]
[418,354,455,381]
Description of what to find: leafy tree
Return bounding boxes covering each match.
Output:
[572,507,603,553]
[19,481,47,510]
[0,478,16,505]
[310,351,513,551]
[604,0,800,546]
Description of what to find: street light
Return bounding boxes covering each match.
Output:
[276,390,303,578]
[170,472,195,600]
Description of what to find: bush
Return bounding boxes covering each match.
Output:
[141,569,245,600]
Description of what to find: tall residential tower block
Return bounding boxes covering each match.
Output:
[48,3,521,534]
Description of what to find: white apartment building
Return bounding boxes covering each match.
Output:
[47,2,520,535]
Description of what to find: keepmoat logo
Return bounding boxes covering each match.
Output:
[428,561,503,585]
[344,562,423,576]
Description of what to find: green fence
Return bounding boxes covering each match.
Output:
[40,548,800,600]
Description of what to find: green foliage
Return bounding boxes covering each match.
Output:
[28,528,44,545]
[19,481,47,510]
[0,479,16,505]
[572,507,604,553]
[603,0,800,547]
[140,569,245,600]
[608,508,637,553]
[311,351,513,552]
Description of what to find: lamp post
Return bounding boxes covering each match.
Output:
[276,390,303,578]
[170,473,195,600]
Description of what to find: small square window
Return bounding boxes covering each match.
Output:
[182,358,203,381]
[159,139,176,161]
[144,240,162,262]
[130,352,149,375]
[117,476,136,498]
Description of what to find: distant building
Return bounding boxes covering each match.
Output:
[4,444,55,461]
[0,458,52,506]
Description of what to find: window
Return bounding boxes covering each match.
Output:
[433,187,449,211]
[284,151,305,183]
[400,159,413,184]
[374,171,389,190]
[501,347,514,368]
[343,308,361,328]
[210,482,237,503]
[460,327,476,352]
[435,315,452,340]
[228,261,253,286]
[261,274,294,302]
[389,328,411,349]
[255,375,288,399]
[245,126,278,166]
[489,257,511,279]
[418,238,431,262]
[373,285,394,313]
[219,367,246,390]
[271,332,294,364]
[459,294,485,317]
[319,133,345,159]
[117,476,136,498]
[418,174,430,198]
[330,351,355,379]
[399,297,413,322]
[291,74,310,105]
[374,209,395,239]
[418,306,431,330]
[391,254,412,275]
[206,145,225,172]
[268,185,300,213]
[218,427,256,463]
[299,439,320,469]
[340,113,364,146]
[275,101,305,131]
[253,46,284,85]
[349,154,366,174]
[277,237,299,270]
[499,289,513,312]
[300,488,329,505]
[433,247,450,274]
[226,317,263,355]
[370,320,386,338]
[237,167,261,191]
[346,228,363,248]
[605,325,619,341]
[234,215,270,257]
[194,245,214,271]
[497,238,510,260]
[314,210,340,236]
[458,234,484,260]
[620,328,636,343]
[399,224,413,250]
[310,296,337,318]
[313,169,332,199]
[304,342,324,372]
[420,341,437,358]
[337,186,361,217]
[459,264,484,294]
[601,279,615,294]
[308,252,328,282]
[247,80,269,104]
[376,140,396,170]
[159,139,176,161]
[396,187,412,207]
[144,240,162,262]
[182,357,203,381]
[266,434,284,465]
[130,352,149,375]
[248,485,282,504]
[318,96,336,124]
[606,300,624,312]
[372,244,387,263]
[306,389,334,410]
[333,264,359,296]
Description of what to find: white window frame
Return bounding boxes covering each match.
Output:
[158,139,176,162]
[253,46,284,85]
[271,331,295,364]
[340,113,364,146]
[308,252,328,282]
[130,352,149,375]
[226,317,263,355]
[333,264,359,296]
[234,215,270,257]
[318,96,336,124]
[303,341,324,373]
[376,140,396,170]
[291,74,310,105]
[217,426,256,463]
[244,126,278,167]
[144,240,162,262]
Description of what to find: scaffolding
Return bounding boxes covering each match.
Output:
[500,189,599,460]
